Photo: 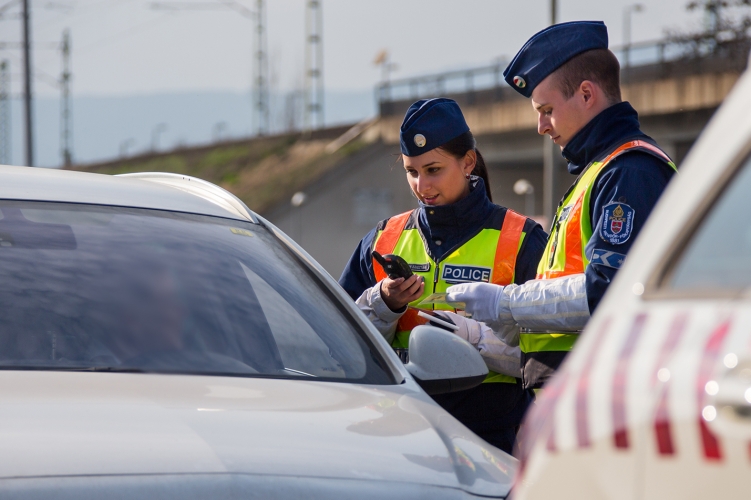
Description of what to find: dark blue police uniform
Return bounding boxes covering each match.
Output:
[563,101,676,311]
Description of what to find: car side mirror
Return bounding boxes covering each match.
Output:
[405,325,488,395]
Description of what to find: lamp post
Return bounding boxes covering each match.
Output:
[373,50,398,103]
[213,121,227,142]
[290,191,307,244]
[151,123,167,152]
[542,0,558,221]
[119,138,135,158]
[514,179,536,216]
[623,3,645,81]
[22,0,33,166]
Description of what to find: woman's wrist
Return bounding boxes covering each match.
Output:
[380,281,407,313]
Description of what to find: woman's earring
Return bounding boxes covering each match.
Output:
[465,173,471,180]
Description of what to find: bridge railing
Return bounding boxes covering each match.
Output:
[376,36,751,106]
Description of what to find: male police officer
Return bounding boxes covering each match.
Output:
[447,21,676,388]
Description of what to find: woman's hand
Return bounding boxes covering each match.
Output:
[380,275,424,312]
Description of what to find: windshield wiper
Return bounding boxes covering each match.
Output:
[82,366,147,372]
[0,365,321,378]
[0,365,146,372]
[282,367,317,377]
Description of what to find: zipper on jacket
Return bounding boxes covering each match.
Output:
[548,213,562,268]
[433,261,440,293]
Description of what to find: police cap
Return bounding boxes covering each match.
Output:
[400,98,470,157]
[503,21,609,98]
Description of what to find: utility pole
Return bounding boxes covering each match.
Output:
[21,0,33,167]
[542,0,558,221]
[60,29,72,167]
[304,0,323,133]
[254,0,269,136]
[0,60,9,165]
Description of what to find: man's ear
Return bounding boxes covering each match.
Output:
[579,80,596,107]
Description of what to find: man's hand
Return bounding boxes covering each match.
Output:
[446,282,507,325]
[380,275,424,312]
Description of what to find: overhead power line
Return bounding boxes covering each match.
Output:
[0,41,62,49]
[150,0,269,136]
[150,1,253,18]
[0,0,19,15]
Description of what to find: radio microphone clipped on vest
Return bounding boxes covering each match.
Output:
[372,251,413,280]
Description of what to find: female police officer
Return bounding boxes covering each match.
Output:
[339,98,548,453]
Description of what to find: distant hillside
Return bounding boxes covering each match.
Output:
[69,123,375,215]
[7,90,375,168]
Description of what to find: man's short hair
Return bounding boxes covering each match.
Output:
[551,48,622,104]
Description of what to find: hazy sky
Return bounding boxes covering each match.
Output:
[0,0,722,98]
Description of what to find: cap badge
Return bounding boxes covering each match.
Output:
[513,76,526,88]
[414,134,426,148]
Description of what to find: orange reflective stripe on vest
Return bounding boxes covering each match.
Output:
[373,210,412,283]
[603,140,672,165]
[372,210,430,333]
[492,209,526,285]
[537,140,673,280]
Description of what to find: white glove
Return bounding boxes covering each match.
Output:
[447,274,591,334]
[505,274,590,331]
[432,311,481,344]
[433,311,522,378]
[445,282,513,330]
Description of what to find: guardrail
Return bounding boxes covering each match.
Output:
[376,36,751,105]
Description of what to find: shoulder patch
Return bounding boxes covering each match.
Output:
[599,202,635,245]
[591,249,627,269]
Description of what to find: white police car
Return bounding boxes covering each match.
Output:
[0,166,514,499]
[514,56,751,499]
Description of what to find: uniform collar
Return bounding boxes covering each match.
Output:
[562,101,645,175]
[418,176,494,236]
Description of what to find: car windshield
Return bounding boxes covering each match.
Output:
[0,201,393,384]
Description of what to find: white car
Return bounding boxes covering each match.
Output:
[0,166,515,499]
[514,56,751,498]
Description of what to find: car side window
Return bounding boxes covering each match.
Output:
[667,153,751,292]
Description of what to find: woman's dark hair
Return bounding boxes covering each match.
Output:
[438,130,492,202]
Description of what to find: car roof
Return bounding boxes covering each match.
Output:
[0,165,256,222]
